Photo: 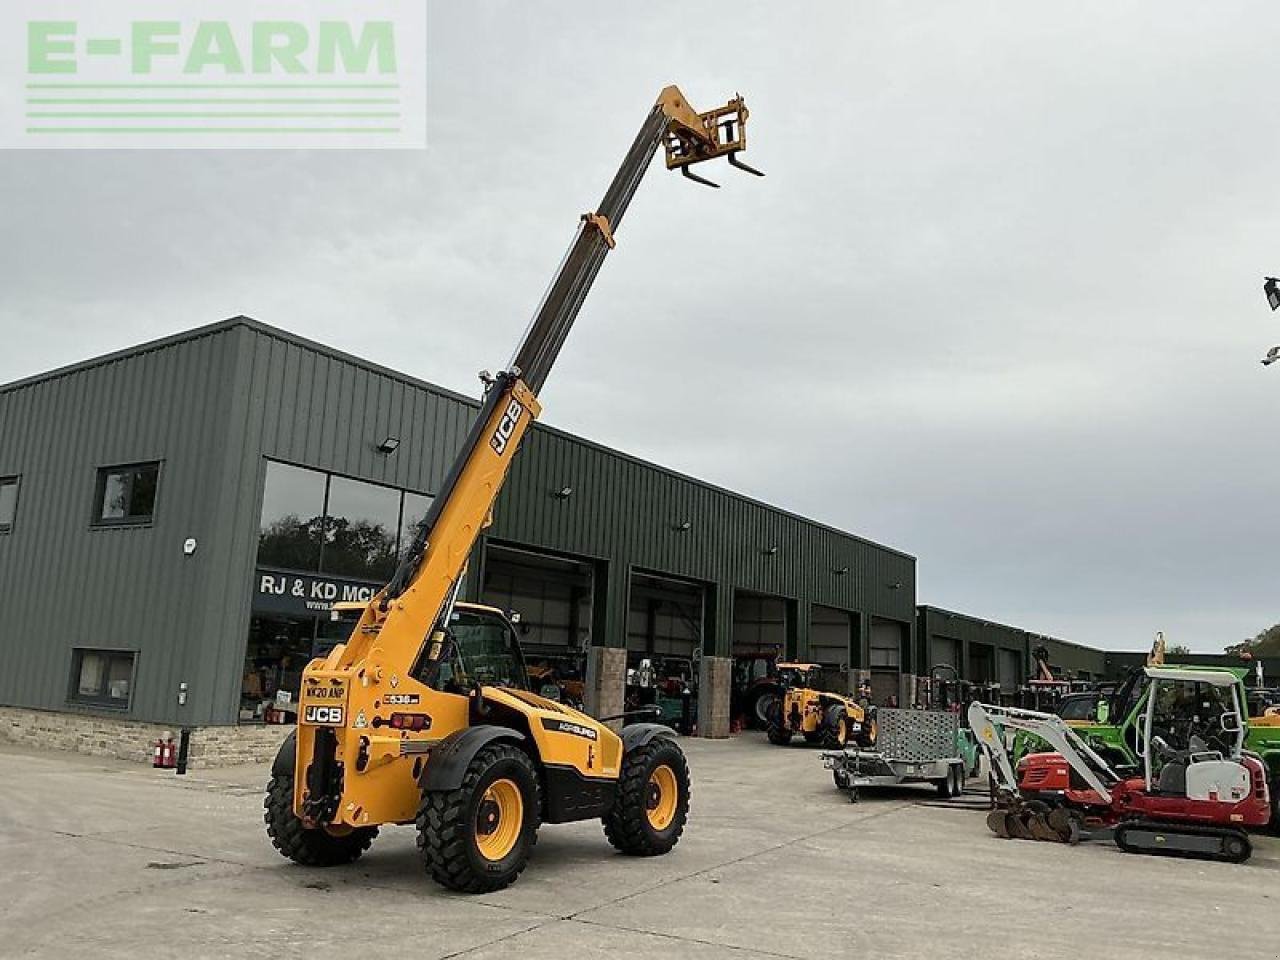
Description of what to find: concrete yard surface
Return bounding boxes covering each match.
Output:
[1,736,1277,960]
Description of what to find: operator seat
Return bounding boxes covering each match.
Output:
[1154,735,1214,795]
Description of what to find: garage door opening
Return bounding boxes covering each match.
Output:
[481,543,591,710]
[809,605,854,692]
[626,571,704,735]
[730,591,787,728]
[869,617,905,706]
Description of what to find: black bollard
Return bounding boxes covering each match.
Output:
[175,726,192,775]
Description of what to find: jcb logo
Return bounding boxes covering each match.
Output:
[489,399,524,455]
[303,705,345,726]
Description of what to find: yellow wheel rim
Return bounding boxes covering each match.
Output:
[646,765,679,832]
[475,778,523,862]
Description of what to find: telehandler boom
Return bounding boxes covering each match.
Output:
[264,86,761,893]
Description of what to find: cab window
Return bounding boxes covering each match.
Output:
[420,610,529,692]
[1058,695,1099,722]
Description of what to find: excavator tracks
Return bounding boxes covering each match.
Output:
[1113,820,1252,864]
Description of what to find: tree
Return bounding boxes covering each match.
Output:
[1166,643,1191,656]
[1226,623,1280,658]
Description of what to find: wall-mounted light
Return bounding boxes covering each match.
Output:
[376,436,400,455]
[1265,277,1280,311]
[833,566,849,576]
[886,581,902,590]
[553,486,574,500]
[762,545,778,556]
[673,519,692,532]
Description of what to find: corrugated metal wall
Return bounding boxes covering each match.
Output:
[916,606,1030,683]
[1,318,916,725]
[491,422,917,659]
[0,328,243,725]
[1034,636,1107,679]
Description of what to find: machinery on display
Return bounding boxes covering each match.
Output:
[823,706,974,802]
[971,667,1271,864]
[764,662,874,749]
[1013,639,1280,827]
[263,85,763,893]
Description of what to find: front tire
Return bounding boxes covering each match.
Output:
[416,743,540,894]
[604,737,690,856]
[821,706,850,750]
[264,773,377,866]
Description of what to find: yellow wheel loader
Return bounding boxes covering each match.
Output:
[263,85,763,894]
[763,663,876,749]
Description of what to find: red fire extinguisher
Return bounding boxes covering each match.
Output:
[162,737,177,768]
[152,737,165,768]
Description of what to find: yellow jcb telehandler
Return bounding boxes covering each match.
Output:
[263,85,762,893]
[764,663,877,749]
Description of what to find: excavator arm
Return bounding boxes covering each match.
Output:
[968,701,1119,802]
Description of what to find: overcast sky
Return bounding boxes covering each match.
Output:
[2,2,1277,652]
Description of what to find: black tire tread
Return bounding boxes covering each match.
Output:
[415,743,540,894]
[603,739,690,856]
[263,774,377,867]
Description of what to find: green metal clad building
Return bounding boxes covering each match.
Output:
[0,318,924,743]
[916,605,1108,694]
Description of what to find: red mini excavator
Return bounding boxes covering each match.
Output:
[970,666,1270,863]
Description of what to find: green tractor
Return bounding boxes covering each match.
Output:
[1014,662,1280,827]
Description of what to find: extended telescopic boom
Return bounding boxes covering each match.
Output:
[342,86,761,677]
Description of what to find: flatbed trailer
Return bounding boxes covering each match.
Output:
[822,708,972,803]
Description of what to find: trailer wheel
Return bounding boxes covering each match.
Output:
[264,773,377,867]
[416,743,540,893]
[935,765,960,799]
[604,737,690,856]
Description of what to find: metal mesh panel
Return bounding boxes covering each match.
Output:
[874,708,958,762]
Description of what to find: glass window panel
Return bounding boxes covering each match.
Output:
[399,491,433,558]
[257,462,326,572]
[107,655,132,700]
[77,651,105,696]
[100,472,129,520]
[322,476,401,581]
[128,464,159,517]
[0,478,17,529]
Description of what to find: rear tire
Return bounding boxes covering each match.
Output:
[263,773,377,866]
[604,737,690,856]
[766,723,793,745]
[935,766,958,799]
[751,691,779,729]
[416,743,540,894]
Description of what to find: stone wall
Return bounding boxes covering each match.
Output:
[584,646,627,730]
[0,706,291,768]
[697,656,732,738]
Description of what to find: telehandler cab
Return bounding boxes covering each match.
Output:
[263,85,762,893]
[764,663,875,749]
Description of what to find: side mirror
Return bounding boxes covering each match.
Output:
[1220,711,1242,734]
